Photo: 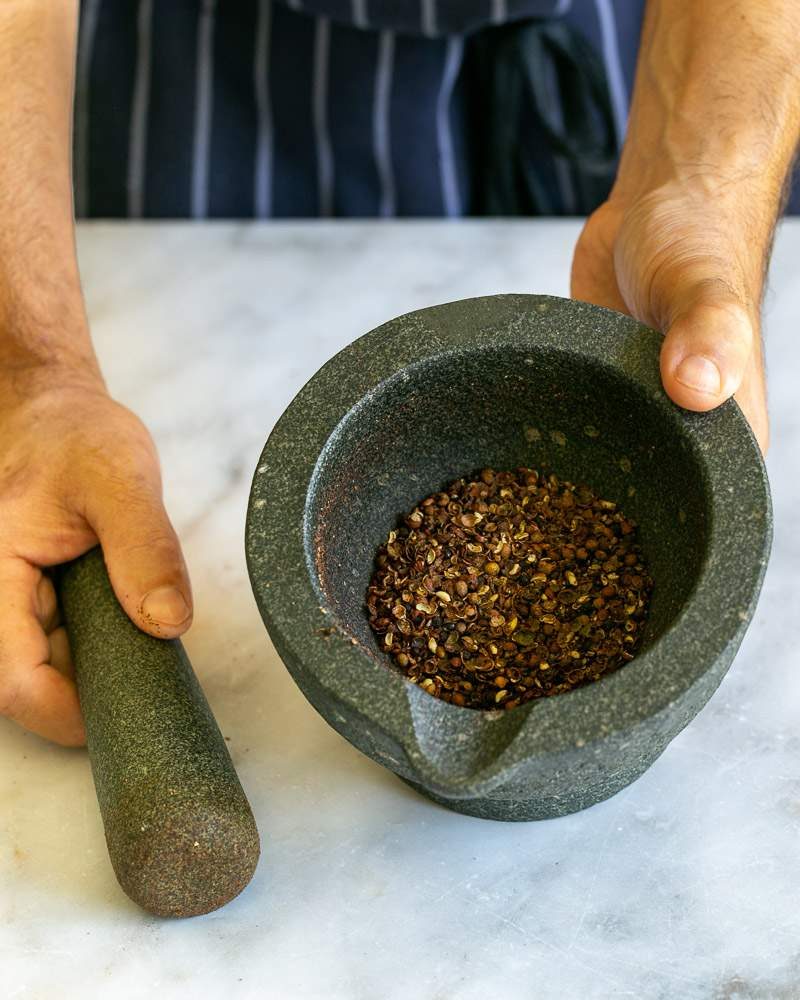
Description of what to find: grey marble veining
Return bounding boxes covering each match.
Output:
[1,220,799,999]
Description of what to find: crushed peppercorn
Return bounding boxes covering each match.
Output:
[366,467,653,711]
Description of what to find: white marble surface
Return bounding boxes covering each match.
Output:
[2,220,799,1000]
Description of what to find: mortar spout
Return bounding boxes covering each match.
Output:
[404,688,529,799]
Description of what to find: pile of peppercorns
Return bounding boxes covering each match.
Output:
[366,468,653,711]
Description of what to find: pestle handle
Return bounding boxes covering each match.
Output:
[58,547,260,918]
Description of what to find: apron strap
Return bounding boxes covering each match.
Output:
[472,18,619,215]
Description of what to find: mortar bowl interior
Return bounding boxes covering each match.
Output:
[246,294,771,821]
[307,342,706,665]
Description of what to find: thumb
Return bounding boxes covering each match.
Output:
[659,280,755,412]
[86,484,193,639]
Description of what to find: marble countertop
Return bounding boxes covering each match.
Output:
[2,220,799,1000]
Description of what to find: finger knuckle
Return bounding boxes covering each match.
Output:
[125,531,181,559]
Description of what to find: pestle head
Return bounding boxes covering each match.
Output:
[104,787,260,918]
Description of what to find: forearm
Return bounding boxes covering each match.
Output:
[0,0,101,397]
[614,0,800,290]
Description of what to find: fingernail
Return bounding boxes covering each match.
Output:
[675,355,722,395]
[141,586,191,626]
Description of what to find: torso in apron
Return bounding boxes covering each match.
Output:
[74,0,646,218]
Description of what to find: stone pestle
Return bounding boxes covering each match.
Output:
[58,547,260,917]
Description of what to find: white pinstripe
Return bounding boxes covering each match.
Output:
[436,36,464,217]
[74,0,102,217]
[191,0,217,219]
[421,0,437,36]
[127,0,154,218]
[254,0,274,218]
[313,18,334,217]
[491,0,507,24]
[594,0,629,144]
[351,0,368,28]
[373,31,396,217]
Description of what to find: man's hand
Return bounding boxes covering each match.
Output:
[0,378,192,746]
[571,0,800,455]
[0,2,192,745]
[572,181,769,451]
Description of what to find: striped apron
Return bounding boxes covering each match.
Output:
[74,1,799,218]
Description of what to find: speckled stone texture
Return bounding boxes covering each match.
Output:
[246,294,772,822]
[59,548,260,916]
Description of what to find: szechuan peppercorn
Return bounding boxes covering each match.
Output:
[366,468,653,711]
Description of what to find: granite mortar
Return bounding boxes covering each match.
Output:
[246,294,772,821]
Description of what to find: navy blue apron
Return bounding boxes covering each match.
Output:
[74,1,799,218]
